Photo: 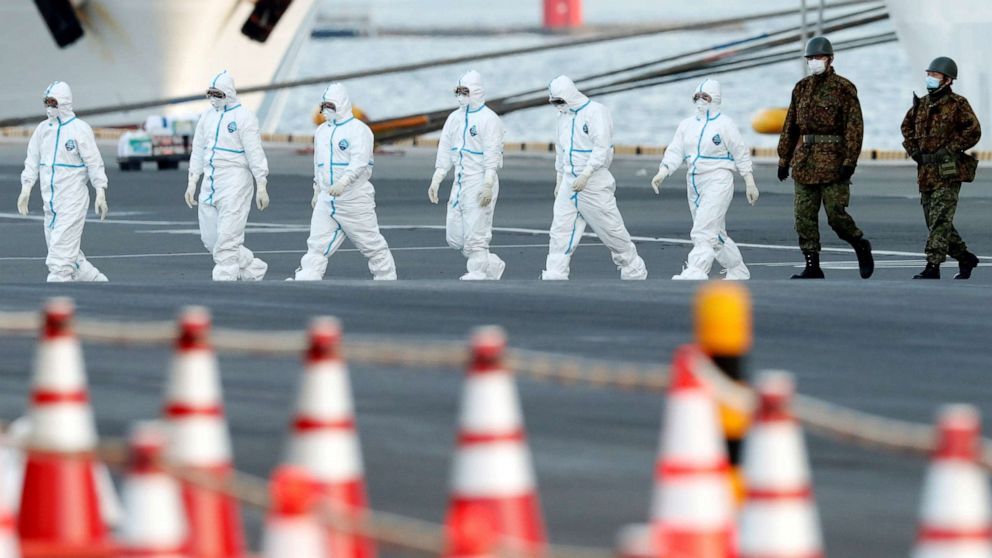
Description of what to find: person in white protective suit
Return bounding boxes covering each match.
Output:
[290,82,396,280]
[541,76,647,280]
[652,79,760,280]
[185,70,270,281]
[19,81,109,282]
[427,70,506,280]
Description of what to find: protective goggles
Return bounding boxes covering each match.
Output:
[205,89,226,99]
[692,92,712,103]
[549,97,567,107]
[454,86,470,96]
[43,97,58,108]
[320,101,337,112]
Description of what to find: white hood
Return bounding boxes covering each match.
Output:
[694,78,722,107]
[458,70,486,110]
[321,82,354,122]
[548,75,589,111]
[44,81,75,121]
[208,70,239,107]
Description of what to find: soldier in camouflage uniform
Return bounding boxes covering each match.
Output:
[777,36,874,279]
[901,56,981,279]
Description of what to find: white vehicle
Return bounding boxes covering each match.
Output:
[117,116,197,171]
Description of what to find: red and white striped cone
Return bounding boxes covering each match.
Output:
[738,372,823,558]
[283,318,374,558]
[651,344,735,558]
[444,326,546,558]
[912,405,992,558]
[261,466,327,558]
[18,298,112,558]
[117,421,188,558]
[163,307,246,558]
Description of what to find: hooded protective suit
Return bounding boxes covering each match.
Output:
[541,76,647,280]
[20,81,108,282]
[432,70,506,280]
[188,70,269,281]
[659,79,754,280]
[293,83,396,280]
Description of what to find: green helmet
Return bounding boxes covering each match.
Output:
[927,56,958,80]
[804,36,834,57]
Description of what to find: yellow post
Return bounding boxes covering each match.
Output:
[694,282,753,505]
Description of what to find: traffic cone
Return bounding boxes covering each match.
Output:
[283,317,375,558]
[163,307,246,558]
[651,344,735,558]
[18,297,112,558]
[911,405,992,558]
[444,326,546,558]
[738,372,823,558]
[117,421,188,557]
[261,466,327,558]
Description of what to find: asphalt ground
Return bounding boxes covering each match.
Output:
[1,139,991,555]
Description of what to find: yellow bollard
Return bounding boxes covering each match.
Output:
[694,282,753,505]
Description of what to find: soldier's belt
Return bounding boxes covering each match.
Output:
[801,134,842,145]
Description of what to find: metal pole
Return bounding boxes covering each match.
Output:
[817,0,826,34]
[800,0,808,75]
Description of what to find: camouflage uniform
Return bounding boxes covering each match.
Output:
[778,67,865,253]
[900,85,981,264]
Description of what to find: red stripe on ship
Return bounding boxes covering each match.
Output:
[293,417,355,432]
[458,430,525,445]
[32,390,88,405]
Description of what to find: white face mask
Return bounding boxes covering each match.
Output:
[456,94,469,107]
[321,108,336,121]
[695,99,710,117]
[807,59,827,75]
[209,97,226,110]
[46,107,59,120]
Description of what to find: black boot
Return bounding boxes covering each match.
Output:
[852,238,874,279]
[913,262,940,279]
[791,252,825,279]
[955,252,979,280]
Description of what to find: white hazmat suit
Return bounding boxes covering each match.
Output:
[429,70,506,280]
[187,71,269,281]
[19,81,109,282]
[542,76,647,280]
[292,83,396,280]
[655,79,758,280]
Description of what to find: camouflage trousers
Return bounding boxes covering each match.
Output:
[921,183,968,264]
[794,182,864,253]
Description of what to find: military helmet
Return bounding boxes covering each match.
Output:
[804,36,834,57]
[927,56,958,80]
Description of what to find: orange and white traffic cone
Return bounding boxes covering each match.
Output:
[651,344,735,558]
[163,307,245,558]
[284,317,374,558]
[444,327,546,558]
[18,298,112,558]
[261,466,327,558]
[117,421,188,558]
[738,372,823,558]
[912,405,992,558]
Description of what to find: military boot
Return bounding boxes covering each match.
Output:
[791,252,825,279]
[851,238,874,279]
[913,262,940,279]
[955,251,979,280]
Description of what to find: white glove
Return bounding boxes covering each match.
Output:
[744,173,759,206]
[255,180,269,210]
[554,173,562,197]
[94,188,108,221]
[572,168,593,192]
[311,179,319,209]
[428,168,446,204]
[328,176,352,197]
[651,167,670,195]
[17,184,31,215]
[185,175,199,208]
[479,170,496,207]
